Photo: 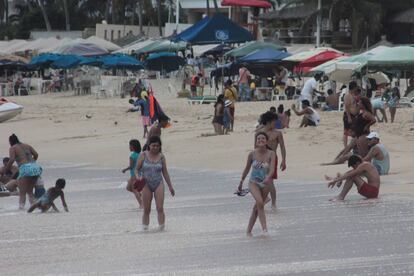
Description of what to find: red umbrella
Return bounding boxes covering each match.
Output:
[294,50,346,74]
[221,0,271,8]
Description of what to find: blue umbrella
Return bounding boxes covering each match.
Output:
[100,54,144,70]
[28,53,61,69]
[50,55,85,69]
[0,60,28,70]
[145,52,185,72]
[238,48,291,64]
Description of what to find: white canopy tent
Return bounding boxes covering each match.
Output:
[114,38,157,54]
[86,36,121,52]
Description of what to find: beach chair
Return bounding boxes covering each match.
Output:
[271,87,287,101]
[399,97,414,108]
[187,95,217,105]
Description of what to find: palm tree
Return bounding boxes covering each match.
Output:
[62,0,70,31]
[206,0,210,17]
[105,0,111,22]
[157,0,162,36]
[37,0,52,31]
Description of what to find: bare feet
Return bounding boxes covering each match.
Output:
[329,195,344,202]
[159,224,165,231]
[246,232,253,237]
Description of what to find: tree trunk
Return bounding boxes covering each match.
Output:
[206,0,210,17]
[213,0,219,13]
[157,0,162,36]
[138,0,143,34]
[130,0,136,25]
[111,0,116,24]
[37,0,52,31]
[5,0,9,25]
[105,0,111,22]
[62,0,70,31]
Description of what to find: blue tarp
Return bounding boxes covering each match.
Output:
[238,48,291,64]
[171,13,253,45]
[145,52,185,72]
[100,54,144,70]
[50,55,85,69]
[28,53,61,69]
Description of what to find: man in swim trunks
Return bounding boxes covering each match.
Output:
[326,155,380,201]
[343,81,360,147]
[363,132,390,175]
[291,100,320,127]
[256,111,287,208]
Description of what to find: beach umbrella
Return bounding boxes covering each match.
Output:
[225,41,286,58]
[135,40,187,55]
[238,48,291,64]
[50,55,87,69]
[100,54,144,70]
[283,47,342,63]
[86,36,121,52]
[366,46,414,70]
[201,44,233,57]
[0,60,28,70]
[294,50,346,73]
[145,52,185,72]
[28,53,61,69]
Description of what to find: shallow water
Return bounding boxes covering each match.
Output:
[1,163,414,275]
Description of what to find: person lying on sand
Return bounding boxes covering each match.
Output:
[28,178,68,213]
[325,155,380,201]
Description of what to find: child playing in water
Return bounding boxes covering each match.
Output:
[122,139,143,208]
[28,178,68,213]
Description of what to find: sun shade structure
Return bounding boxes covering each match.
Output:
[225,41,286,58]
[171,13,253,45]
[294,50,346,73]
[52,39,109,56]
[366,46,414,70]
[221,0,271,8]
[238,48,291,64]
[134,40,187,54]
[28,53,61,69]
[145,52,185,72]
[99,54,144,70]
[283,47,342,62]
[86,36,121,52]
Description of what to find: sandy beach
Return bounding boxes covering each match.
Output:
[1,84,414,192]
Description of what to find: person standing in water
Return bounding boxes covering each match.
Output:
[122,139,143,208]
[4,134,42,209]
[239,132,276,236]
[256,111,287,209]
[136,136,175,231]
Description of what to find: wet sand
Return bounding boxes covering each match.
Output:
[1,163,414,275]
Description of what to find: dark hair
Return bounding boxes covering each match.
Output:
[392,87,401,99]
[56,178,66,189]
[284,109,291,117]
[215,94,225,107]
[9,134,20,146]
[277,104,284,114]
[349,81,357,91]
[327,89,333,95]
[301,100,310,107]
[3,157,9,164]
[225,79,232,86]
[269,106,276,113]
[260,111,278,125]
[314,73,322,81]
[148,136,162,147]
[255,131,269,141]
[129,139,141,153]
[158,114,169,123]
[128,99,134,104]
[359,96,373,114]
[348,155,362,167]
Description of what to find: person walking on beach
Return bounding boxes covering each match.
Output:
[223,79,237,131]
[256,112,287,209]
[223,100,233,134]
[136,136,175,231]
[144,114,170,149]
[387,87,400,123]
[212,94,224,134]
[326,155,380,201]
[238,132,276,235]
[238,65,251,101]
[343,81,360,147]
[122,139,143,208]
[4,134,42,209]
[292,100,320,127]
[28,178,68,213]
[300,73,322,106]
[128,91,150,138]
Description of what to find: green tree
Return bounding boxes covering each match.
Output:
[37,0,52,31]
[62,0,70,30]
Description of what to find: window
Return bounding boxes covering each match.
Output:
[104,30,107,39]
[111,30,114,41]
[118,30,121,39]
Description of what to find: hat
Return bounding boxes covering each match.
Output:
[225,100,232,107]
[366,132,380,139]
[141,91,148,99]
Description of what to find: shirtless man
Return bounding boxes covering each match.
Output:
[343,81,360,147]
[321,131,357,166]
[326,155,380,201]
[292,100,320,127]
[363,132,390,175]
[256,111,287,208]
[144,114,170,150]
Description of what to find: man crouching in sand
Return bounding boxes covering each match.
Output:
[28,178,68,213]
[326,155,380,201]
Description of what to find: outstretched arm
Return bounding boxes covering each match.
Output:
[328,165,364,187]
[161,155,174,196]
[51,202,60,212]
[122,157,133,173]
[278,133,287,171]
[61,193,68,212]
[239,152,253,190]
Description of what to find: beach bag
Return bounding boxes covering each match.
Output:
[134,178,146,192]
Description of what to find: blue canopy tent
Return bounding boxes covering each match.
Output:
[28,53,61,69]
[171,13,253,45]
[0,60,28,70]
[50,55,87,69]
[145,52,185,72]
